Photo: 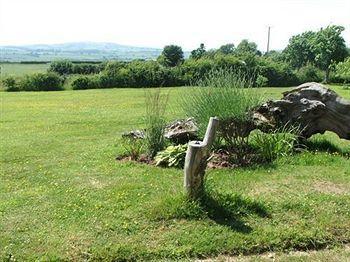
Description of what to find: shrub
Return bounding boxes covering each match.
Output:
[49,60,74,75]
[251,125,300,162]
[72,63,103,75]
[181,69,262,164]
[257,58,299,86]
[144,88,169,158]
[334,58,350,84]
[255,75,268,87]
[120,136,145,160]
[2,76,20,91]
[154,144,187,168]
[19,72,63,91]
[296,64,323,83]
[71,75,100,90]
[182,68,261,137]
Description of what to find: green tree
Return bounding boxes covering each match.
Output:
[283,31,316,68]
[235,40,261,56]
[158,45,184,67]
[312,25,348,82]
[335,57,350,83]
[49,60,74,75]
[190,43,206,59]
[218,43,235,55]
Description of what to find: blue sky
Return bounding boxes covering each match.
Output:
[0,0,349,51]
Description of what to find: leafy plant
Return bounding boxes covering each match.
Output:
[255,74,268,87]
[251,125,300,162]
[120,136,145,160]
[144,88,169,158]
[154,144,187,168]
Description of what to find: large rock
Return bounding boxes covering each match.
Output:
[122,130,145,139]
[254,82,350,139]
[164,118,198,143]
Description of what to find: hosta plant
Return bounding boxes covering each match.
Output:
[155,144,188,168]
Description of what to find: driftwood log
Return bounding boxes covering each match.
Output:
[184,117,219,199]
[253,82,350,140]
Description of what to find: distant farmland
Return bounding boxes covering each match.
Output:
[0,63,49,77]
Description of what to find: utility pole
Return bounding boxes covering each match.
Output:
[266,26,271,54]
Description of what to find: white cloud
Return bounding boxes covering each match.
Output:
[0,0,349,51]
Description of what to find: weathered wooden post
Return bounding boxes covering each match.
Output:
[184,117,219,199]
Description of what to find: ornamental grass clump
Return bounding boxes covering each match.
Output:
[144,88,169,158]
[182,68,262,164]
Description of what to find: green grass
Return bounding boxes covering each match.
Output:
[0,86,349,260]
[0,63,49,77]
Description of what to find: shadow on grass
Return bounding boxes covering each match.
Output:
[198,190,269,233]
[304,137,349,157]
[149,189,269,233]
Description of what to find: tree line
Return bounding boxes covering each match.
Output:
[3,25,349,91]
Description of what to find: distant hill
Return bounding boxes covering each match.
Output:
[0,42,164,62]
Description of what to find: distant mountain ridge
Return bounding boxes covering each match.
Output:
[0,42,164,62]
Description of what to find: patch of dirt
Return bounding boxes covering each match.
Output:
[196,244,350,262]
[207,149,263,169]
[312,181,349,195]
[116,154,154,165]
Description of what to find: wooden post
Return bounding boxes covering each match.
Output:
[184,117,219,199]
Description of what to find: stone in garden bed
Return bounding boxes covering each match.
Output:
[164,117,198,144]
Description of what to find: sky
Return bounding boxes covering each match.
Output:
[0,0,349,51]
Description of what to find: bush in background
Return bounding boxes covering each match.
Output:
[334,57,350,84]
[71,75,100,90]
[49,60,74,75]
[5,72,64,92]
[295,64,323,83]
[2,76,20,91]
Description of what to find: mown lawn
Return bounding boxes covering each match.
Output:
[0,86,349,260]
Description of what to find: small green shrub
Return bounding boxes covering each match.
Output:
[296,64,323,83]
[2,76,20,91]
[334,58,350,84]
[120,137,145,160]
[255,74,268,87]
[71,75,100,90]
[18,72,63,91]
[144,88,169,158]
[154,144,187,168]
[251,126,300,162]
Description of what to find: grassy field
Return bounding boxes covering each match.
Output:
[0,63,49,77]
[0,86,349,260]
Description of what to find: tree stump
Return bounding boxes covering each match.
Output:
[184,117,219,199]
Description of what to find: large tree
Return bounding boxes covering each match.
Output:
[283,25,348,82]
[283,31,317,68]
[313,25,348,82]
[158,45,184,67]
